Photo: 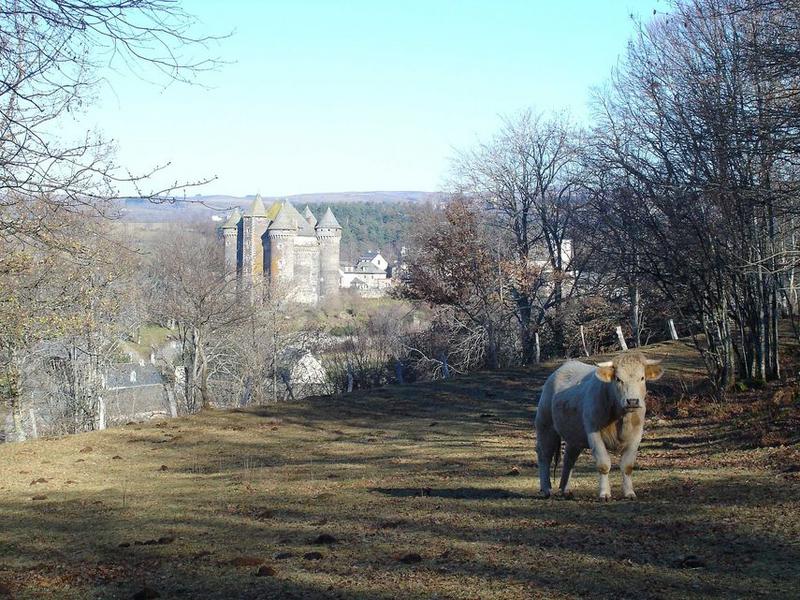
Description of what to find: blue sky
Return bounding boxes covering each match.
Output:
[66,0,663,197]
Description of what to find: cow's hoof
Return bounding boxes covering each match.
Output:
[558,490,575,500]
[624,492,637,500]
[599,494,611,502]
[539,490,551,499]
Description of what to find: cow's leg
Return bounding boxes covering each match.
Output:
[620,438,642,499]
[536,427,560,498]
[558,445,581,498]
[587,431,612,501]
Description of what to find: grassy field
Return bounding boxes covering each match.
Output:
[0,340,798,599]
[119,325,173,362]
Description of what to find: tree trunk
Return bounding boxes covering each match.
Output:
[197,332,211,409]
[10,395,26,442]
[7,349,26,442]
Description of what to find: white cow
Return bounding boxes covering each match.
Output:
[535,352,664,500]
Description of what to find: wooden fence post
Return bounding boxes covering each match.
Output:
[96,398,106,431]
[580,325,590,357]
[667,318,679,340]
[29,409,39,438]
[615,325,629,351]
[167,387,178,417]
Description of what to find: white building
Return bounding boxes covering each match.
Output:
[340,251,393,297]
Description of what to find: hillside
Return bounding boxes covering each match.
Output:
[119,192,444,223]
[0,340,798,599]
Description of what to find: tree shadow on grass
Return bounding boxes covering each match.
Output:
[371,486,530,500]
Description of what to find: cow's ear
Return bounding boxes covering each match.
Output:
[645,360,664,381]
[595,362,614,383]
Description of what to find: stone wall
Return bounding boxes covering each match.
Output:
[317,233,341,300]
[292,236,320,304]
[268,231,295,287]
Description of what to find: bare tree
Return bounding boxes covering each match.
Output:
[1,204,139,437]
[0,0,222,254]
[589,0,800,391]
[450,110,586,360]
[148,229,249,411]
[403,196,517,369]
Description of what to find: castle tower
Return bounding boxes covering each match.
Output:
[302,205,317,227]
[220,207,241,275]
[294,211,320,304]
[315,207,342,300]
[267,204,296,288]
[241,195,269,289]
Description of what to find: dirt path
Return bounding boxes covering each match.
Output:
[0,346,798,599]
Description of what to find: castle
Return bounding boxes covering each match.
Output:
[220,195,342,304]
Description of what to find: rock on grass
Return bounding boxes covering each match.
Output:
[131,587,159,599]
[673,555,706,569]
[312,533,337,545]
[398,552,423,564]
[254,565,276,577]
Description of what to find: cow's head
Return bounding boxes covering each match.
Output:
[595,352,663,412]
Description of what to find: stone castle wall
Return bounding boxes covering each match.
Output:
[292,236,321,304]
[226,200,340,304]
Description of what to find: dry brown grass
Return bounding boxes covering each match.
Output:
[0,340,798,599]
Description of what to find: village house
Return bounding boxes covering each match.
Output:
[340,250,393,297]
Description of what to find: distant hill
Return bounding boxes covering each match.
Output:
[200,191,444,206]
[120,191,445,222]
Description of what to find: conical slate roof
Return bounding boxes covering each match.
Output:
[282,201,306,226]
[221,207,241,229]
[302,205,317,227]
[245,194,268,217]
[298,218,317,237]
[268,202,297,231]
[315,207,342,230]
[265,200,283,220]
